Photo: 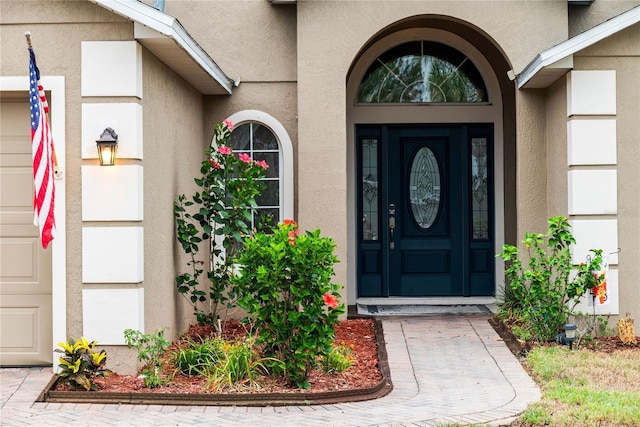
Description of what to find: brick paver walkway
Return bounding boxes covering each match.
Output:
[0,315,540,426]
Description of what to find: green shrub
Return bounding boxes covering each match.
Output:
[124,328,171,388]
[498,216,603,342]
[232,219,344,388]
[511,325,533,342]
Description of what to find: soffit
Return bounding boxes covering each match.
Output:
[89,0,234,95]
[518,5,640,89]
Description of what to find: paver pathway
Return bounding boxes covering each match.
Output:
[0,315,540,426]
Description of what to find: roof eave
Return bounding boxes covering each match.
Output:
[517,5,640,89]
[90,0,234,95]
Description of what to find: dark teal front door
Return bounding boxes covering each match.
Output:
[357,124,494,297]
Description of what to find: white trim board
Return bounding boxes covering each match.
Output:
[518,5,640,88]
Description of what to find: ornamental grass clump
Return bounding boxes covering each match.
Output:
[232,219,345,389]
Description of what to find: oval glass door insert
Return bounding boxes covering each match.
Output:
[409,147,441,230]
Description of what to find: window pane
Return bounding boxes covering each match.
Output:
[254,208,279,233]
[254,152,279,177]
[227,121,281,229]
[471,138,489,239]
[409,147,441,230]
[256,180,279,206]
[229,124,250,150]
[253,124,279,150]
[358,41,487,104]
[362,138,379,241]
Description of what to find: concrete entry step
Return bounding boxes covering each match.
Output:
[355,296,499,316]
[357,303,493,316]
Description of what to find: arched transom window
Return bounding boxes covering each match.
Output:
[357,41,488,104]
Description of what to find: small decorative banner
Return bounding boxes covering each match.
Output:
[590,254,609,306]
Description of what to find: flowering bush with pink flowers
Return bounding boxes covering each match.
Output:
[175,121,268,326]
[232,220,345,388]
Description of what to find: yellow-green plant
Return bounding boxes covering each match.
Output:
[205,336,278,391]
[321,342,355,374]
[55,337,112,391]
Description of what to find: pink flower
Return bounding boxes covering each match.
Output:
[208,159,221,169]
[323,292,339,309]
[218,146,232,155]
[255,159,269,169]
[288,230,297,246]
[223,119,234,131]
[283,219,297,227]
[238,153,252,163]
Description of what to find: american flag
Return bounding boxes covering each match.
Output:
[29,46,56,249]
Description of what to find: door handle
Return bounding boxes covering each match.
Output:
[389,216,395,249]
[388,203,396,250]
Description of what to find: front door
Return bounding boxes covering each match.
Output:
[357,124,494,297]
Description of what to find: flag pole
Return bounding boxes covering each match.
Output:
[24,31,60,172]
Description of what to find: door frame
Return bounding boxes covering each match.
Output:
[1,76,66,366]
[356,124,495,298]
[346,27,505,303]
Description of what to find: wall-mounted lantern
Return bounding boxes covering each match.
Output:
[96,128,118,166]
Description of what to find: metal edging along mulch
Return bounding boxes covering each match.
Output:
[36,320,393,406]
[488,315,533,357]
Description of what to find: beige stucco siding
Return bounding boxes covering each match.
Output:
[163,1,297,83]
[575,23,640,322]
[295,1,569,298]
[514,90,549,237]
[545,77,569,219]
[156,0,571,302]
[1,1,214,371]
[0,1,131,339]
[569,1,640,37]
[140,49,206,341]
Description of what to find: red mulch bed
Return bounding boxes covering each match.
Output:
[489,315,640,356]
[55,318,383,395]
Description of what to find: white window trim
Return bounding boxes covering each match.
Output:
[224,110,294,221]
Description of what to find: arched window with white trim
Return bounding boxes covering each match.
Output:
[225,110,294,230]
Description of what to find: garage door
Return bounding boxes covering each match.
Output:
[0,95,52,366]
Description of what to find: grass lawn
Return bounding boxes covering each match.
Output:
[517,346,640,426]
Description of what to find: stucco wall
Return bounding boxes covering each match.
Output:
[1,1,213,372]
[545,77,569,219]
[575,24,640,322]
[167,0,299,240]
[294,1,568,299]
[0,1,131,339]
[514,91,549,237]
[569,1,640,37]
[163,1,297,83]
[160,0,569,302]
[140,49,206,341]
